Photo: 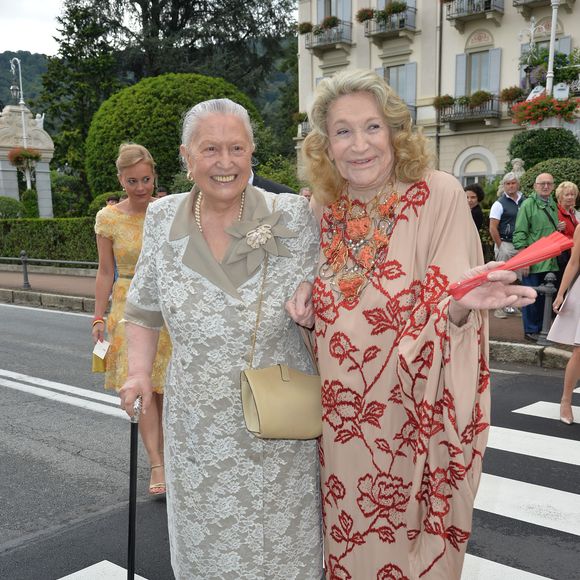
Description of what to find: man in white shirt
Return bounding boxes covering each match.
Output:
[489,172,524,318]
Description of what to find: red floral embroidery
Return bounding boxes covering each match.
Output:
[313,278,339,325]
[377,563,410,580]
[357,473,410,528]
[329,332,359,364]
[322,380,363,430]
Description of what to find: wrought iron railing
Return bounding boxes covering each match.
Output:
[364,7,417,37]
[512,0,550,6]
[446,0,504,18]
[439,97,501,123]
[305,20,353,50]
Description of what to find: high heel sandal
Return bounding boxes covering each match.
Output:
[560,399,574,425]
[149,464,166,496]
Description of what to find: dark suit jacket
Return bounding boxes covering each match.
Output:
[252,173,296,194]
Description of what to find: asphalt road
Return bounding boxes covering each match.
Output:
[1,303,579,580]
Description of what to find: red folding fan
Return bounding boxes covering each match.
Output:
[448,232,573,300]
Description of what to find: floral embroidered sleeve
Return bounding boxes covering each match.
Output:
[396,175,489,577]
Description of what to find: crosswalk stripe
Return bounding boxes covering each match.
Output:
[475,472,580,537]
[513,401,580,421]
[0,369,119,404]
[462,554,551,579]
[58,560,148,580]
[0,378,126,419]
[487,425,580,466]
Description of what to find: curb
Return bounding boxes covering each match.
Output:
[0,288,95,313]
[0,289,571,370]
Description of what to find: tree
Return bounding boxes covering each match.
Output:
[85,73,263,196]
[519,158,580,194]
[36,2,122,180]
[72,0,296,98]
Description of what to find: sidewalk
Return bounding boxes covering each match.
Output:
[0,269,571,369]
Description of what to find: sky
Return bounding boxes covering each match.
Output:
[0,0,63,55]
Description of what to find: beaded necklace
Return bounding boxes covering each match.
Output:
[194,190,245,234]
[320,184,400,302]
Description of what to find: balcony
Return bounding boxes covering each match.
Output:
[364,7,417,45]
[299,121,311,138]
[446,0,504,31]
[439,96,502,130]
[305,20,353,56]
[513,0,575,17]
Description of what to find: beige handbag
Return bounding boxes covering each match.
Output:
[240,249,322,440]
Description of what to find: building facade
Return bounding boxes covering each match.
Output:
[297,0,579,184]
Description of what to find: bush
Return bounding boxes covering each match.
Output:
[356,8,375,23]
[51,171,89,217]
[297,22,313,34]
[433,95,454,110]
[519,158,580,195]
[500,86,524,103]
[256,155,300,191]
[469,90,493,108]
[508,128,580,170]
[171,172,193,194]
[0,218,97,262]
[21,189,39,218]
[87,191,124,218]
[85,73,263,197]
[0,196,24,218]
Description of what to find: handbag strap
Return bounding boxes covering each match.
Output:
[247,198,318,372]
[248,197,276,370]
[541,205,558,231]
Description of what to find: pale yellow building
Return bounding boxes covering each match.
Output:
[297,0,579,184]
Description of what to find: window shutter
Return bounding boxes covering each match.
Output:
[338,0,351,22]
[489,48,501,96]
[455,54,467,97]
[317,0,325,22]
[404,62,417,105]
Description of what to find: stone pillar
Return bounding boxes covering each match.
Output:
[0,158,19,199]
[36,161,53,217]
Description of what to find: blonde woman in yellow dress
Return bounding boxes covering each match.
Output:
[92,143,172,495]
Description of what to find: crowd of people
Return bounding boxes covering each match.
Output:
[89,69,576,579]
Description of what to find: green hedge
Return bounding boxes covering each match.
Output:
[0,218,97,262]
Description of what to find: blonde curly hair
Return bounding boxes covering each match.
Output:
[301,69,432,205]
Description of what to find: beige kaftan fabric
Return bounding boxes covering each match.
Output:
[314,171,489,579]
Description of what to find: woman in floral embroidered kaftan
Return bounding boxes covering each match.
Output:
[293,70,536,579]
[118,99,323,579]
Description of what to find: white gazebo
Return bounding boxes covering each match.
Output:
[0,103,54,218]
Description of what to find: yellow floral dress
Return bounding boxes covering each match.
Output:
[95,205,171,392]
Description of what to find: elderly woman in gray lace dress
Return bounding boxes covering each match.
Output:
[118,99,322,579]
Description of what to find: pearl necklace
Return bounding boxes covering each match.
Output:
[194,190,245,234]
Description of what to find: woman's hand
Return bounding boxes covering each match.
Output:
[453,261,537,312]
[119,373,153,417]
[286,281,314,328]
[92,321,105,344]
[553,294,564,313]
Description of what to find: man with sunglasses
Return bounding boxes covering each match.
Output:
[513,173,560,341]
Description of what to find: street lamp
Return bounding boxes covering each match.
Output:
[9,57,32,190]
[546,0,560,96]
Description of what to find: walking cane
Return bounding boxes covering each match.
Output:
[127,396,142,580]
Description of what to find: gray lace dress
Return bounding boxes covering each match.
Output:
[125,185,323,579]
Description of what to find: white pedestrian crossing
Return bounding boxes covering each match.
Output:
[59,560,148,580]
[513,401,580,422]
[462,554,551,579]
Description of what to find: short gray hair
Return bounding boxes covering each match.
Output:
[181,98,254,150]
[502,172,519,185]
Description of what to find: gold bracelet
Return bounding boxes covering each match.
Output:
[92,319,105,327]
